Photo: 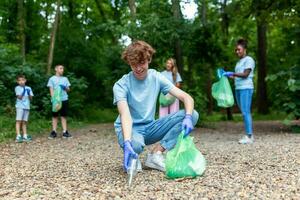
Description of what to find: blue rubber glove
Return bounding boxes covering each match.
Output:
[123,140,138,171]
[21,87,26,96]
[182,114,194,137]
[26,88,31,96]
[222,71,235,77]
[59,84,67,90]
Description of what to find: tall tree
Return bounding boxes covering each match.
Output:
[220,0,229,43]
[198,0,214,114]
[17,0,26,64]
[200,0,207,26]
[220,0,233,120]
[129,0,136,20]
[47,0,61,75]
[256,16,268,114]
[171,0,184,74]
[252,0,270,114]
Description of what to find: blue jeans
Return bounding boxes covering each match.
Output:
[235,89,253,135]
[115,110,199,154]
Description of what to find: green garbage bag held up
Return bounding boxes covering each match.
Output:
[51,86,62,112]
[212,76,234,108]
[159,93,176,107]
[165,132,206,179]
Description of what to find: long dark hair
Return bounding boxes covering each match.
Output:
[166,58,178,83]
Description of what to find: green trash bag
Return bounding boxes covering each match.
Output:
[165,132,206,179]
[51,86,62,112]
[159,93,176,107]
[212,76,234,108]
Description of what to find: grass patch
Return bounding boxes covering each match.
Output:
[202,111,287,122]
[0,113,85,143]
[82,107,118,123]
[291,125,300,134]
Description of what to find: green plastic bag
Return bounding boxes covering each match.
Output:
[212,76,234,108]
[52,86,62,112]
[165,132,206,179]
[159,93,176,107]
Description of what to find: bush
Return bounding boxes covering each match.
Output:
[266,65,300,123]
[0,64,88,118]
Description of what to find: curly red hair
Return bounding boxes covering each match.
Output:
[122,40,156,65]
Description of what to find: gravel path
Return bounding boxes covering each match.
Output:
[0,121,299,199]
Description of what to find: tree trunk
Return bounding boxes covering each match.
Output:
[47,0,61,75]
[128,0,136,20]
[68,0,74,19]
[256,18,269,114]
[200,0,207,26]
[220,0,229,44]
[220,0,233,120]
[206,66,213,115]
[198,0,214,115]
[17,0,26,64]
[171,0,184,74]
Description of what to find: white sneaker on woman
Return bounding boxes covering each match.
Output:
[239,135,254,144]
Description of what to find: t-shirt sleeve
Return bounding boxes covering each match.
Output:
[244,57,255,71]
[28,87,34,96]
[158,72,174,95]
[113,78,128,105]
[47,77,54,88]
[65,78,71,87]
[176,73,183,83]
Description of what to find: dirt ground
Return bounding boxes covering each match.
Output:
[0,121,299,200]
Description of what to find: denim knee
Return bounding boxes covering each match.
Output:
[115,126,145,154]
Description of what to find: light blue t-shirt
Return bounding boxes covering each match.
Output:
[47,75,71,101]
[113,69,174,126]
[15,86,34,109]
[234,56,255,90]
[160,70,182,85]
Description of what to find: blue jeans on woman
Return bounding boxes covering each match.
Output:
[115,110,199,154]
[235,89,253,135]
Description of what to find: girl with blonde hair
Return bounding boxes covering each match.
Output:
[159,58,182,118]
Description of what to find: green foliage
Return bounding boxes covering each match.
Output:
[203,112,286,122]
[0,44,88,117]
[266,66,300,122]
[81,106,118,123]
[0,0,299,124]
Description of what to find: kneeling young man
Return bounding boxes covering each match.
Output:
[113,40,199,172]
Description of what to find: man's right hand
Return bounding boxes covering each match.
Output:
[123,140,138,171]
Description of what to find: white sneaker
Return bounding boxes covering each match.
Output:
[239,135,254,144]
[144,152,165,172]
